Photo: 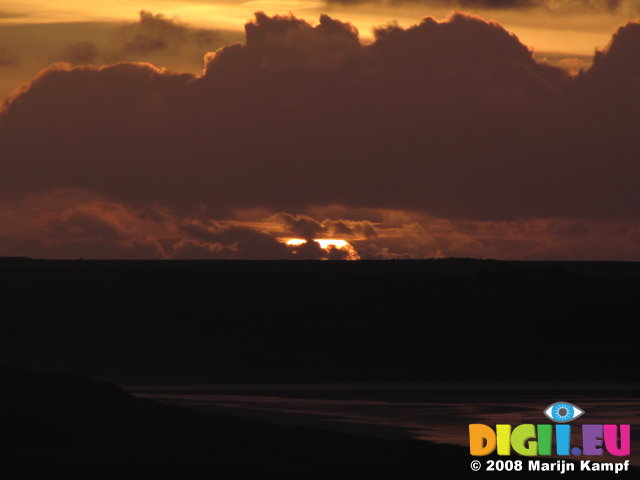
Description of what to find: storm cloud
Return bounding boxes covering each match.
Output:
[2,12,640,259]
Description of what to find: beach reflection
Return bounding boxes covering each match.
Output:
[129,383,640,463]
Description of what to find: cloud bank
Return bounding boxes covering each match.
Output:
[325,0,631,13]
[2,12,640,259]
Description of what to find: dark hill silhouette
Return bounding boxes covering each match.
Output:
[1,258,638,384]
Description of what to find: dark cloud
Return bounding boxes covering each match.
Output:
[172,222,354,259]
[178,220,362,259]
[0,197,352,260]
[325,219,378,238]
[178,223,294,259]
[0,200,166,259]
[324,0,625,12]
[415,0,540,8]
[3,201,639,259]
[457,0,537,8]
[22,237,165,260]
[276,214,325,239]
[118,10,221,54]
[582,21,640,92]
[2,12,640,259]
[49,211,124,240]
[274,213,378,239]
[55,11,230,66]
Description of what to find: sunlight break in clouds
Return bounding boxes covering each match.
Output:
[285,238,361,259]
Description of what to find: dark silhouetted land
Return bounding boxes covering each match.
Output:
[1,258,638,384]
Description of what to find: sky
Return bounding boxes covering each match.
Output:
[1,1,640,260]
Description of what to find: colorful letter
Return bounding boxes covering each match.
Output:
[604,425,631,456]
[497,424,512,456]
[511,424,537,456]
[555,425,571,456]
[469,424,497,456]
[537,424,552,456]
[583,425,604,456]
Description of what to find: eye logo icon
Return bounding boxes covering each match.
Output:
[544,402,584,423]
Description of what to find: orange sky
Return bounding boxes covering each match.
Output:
[1,0,639,100]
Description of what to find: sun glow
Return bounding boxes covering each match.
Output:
[315,239,349,249]
[285,238,307,247]
[284,238,359,260]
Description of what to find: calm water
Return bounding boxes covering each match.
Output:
[128,382,640,462]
